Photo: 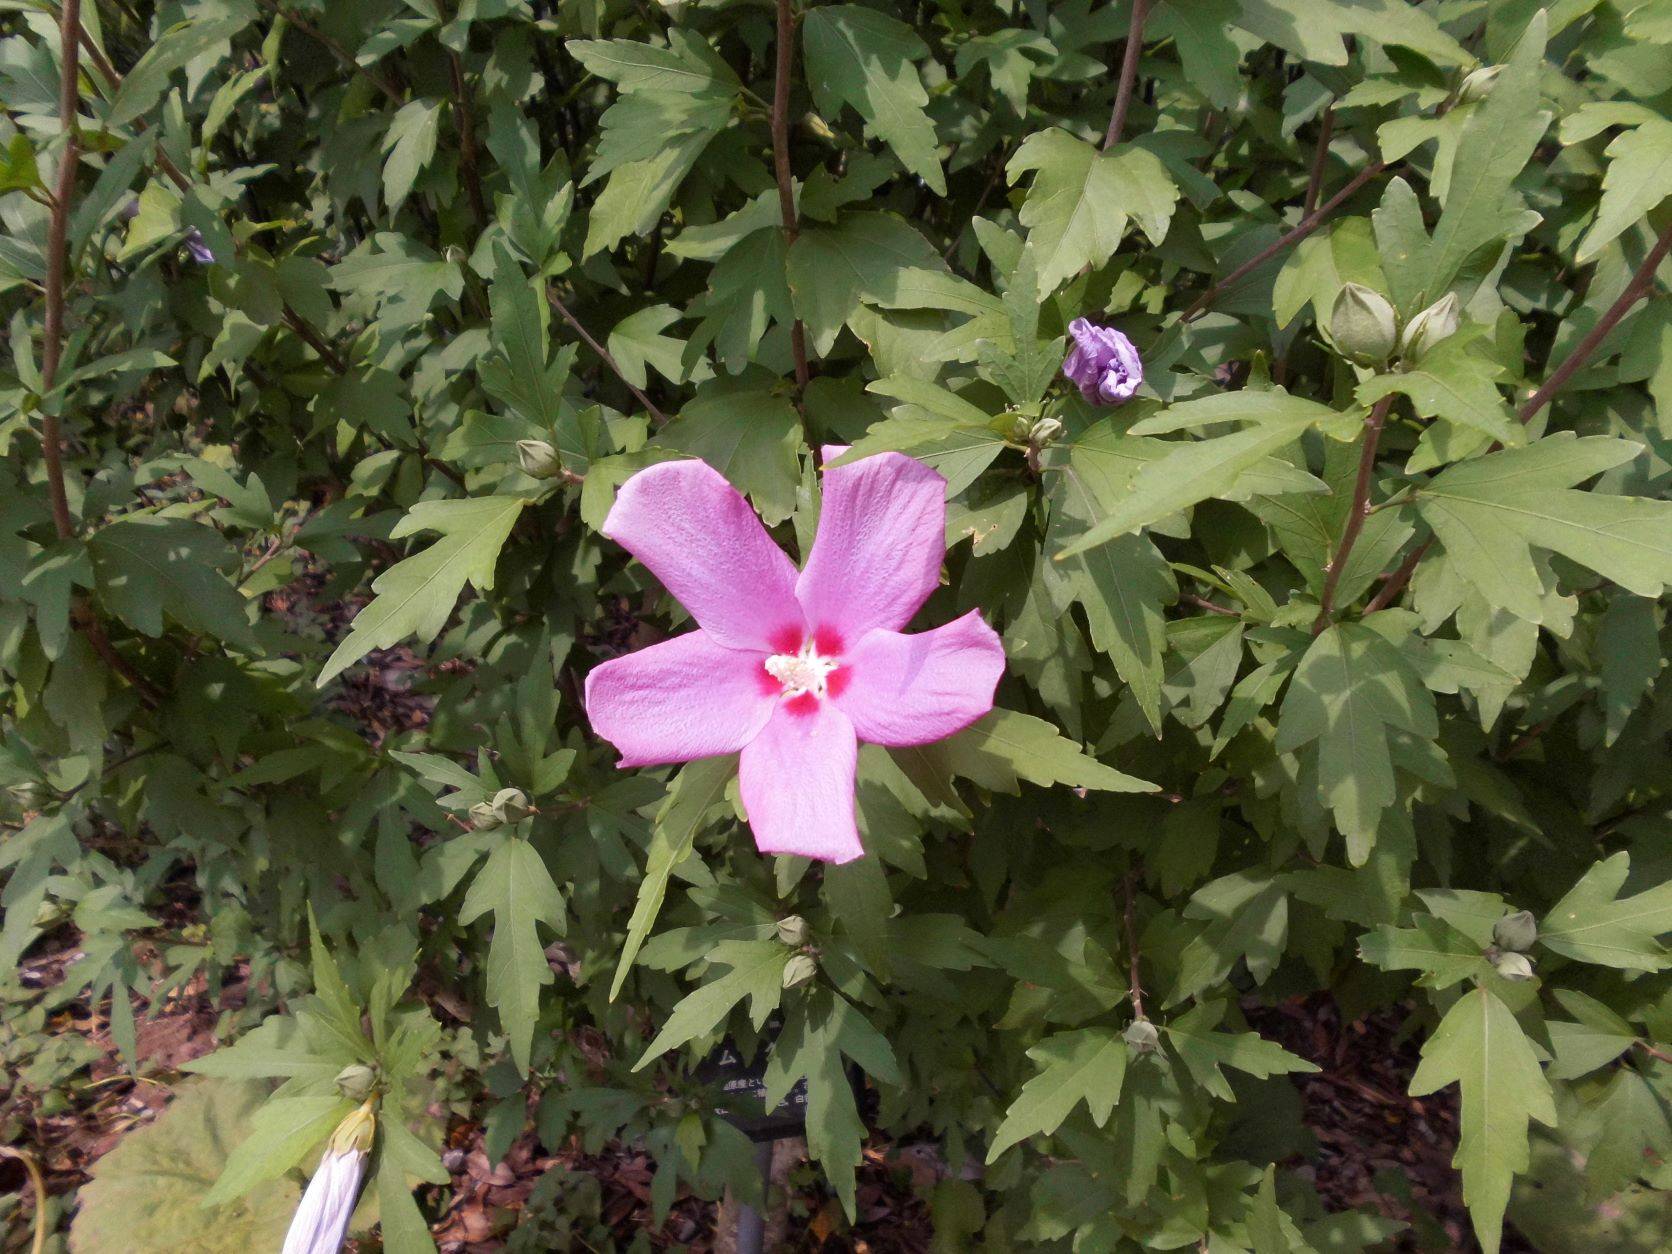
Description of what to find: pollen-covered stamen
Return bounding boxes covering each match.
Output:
[765,640,840,700]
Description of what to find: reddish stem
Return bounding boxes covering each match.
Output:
[772,0,810,393]
[1312,396,1394,634]
[1103,0,1151,150]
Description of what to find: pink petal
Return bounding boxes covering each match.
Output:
[795,449,946,641]
[738,699,863,863]
[833,611,1005,746]
[604,459,803,651]
[585,630,777,768]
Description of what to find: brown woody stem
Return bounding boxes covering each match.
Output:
[772,0,810,393]
[1123,865,1146,1021]
[546,288,669,425]
[1103,0,1151,150]
[1313,395,1395,634]
[256,0,403,101]
[1364,218,1672,615]
[41,0,83,542]
[449,50,489,229]
[1303,108,1335,216]
[1181,159,1388,323]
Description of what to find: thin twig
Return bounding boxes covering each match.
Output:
[1639,1040,1672,1066]
[1303,107,1335,216]
[282,308,347,373]
[1362,543,1426,614]
[1363,219,1672,614]
[941,145,1010,261]
[1182,593,1238,616]
[255,0,403,101]
[772,0,810,393]
[1123,865,1146,1021]
[1312,395,1394,634]
[1518,219,1672,421]
[448,49,489,229]
[546,288,669,425]
[1180,160,1388,323]
[40,0,83,542]
[1103,0,1151,150]
[80,22,348,381]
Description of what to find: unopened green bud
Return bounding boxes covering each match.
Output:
[469,786,533,830]
[516,439,564,480]
[334,1063,377,1102]
[1123,1019,1159,1054]
[1027,416,1064,447]
[7,780,52,809]
[1458,65,1502,104]
[798,112,837,144]
[1399,292,1461,360]
[1492,950,1536,982]
[781,952,817,989]
[775,915,810,947]
[492,787,532,824]
[1492,910,1537,953]
[1329,283,1399,365]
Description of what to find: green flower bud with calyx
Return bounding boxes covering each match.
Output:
[516,439,565,480]
[1329,283,1399,365]
[469,786,534,830]
[1026,416,1064,448]
[781,952,817,989]
[1491,950,1535,982]
[1458,64,1502,104]
[1492,910,1537,953]
[1398,292,1461,361]
[1123,1019,1159,1054]
[334,1063,378,1102]
[775,915,810,947]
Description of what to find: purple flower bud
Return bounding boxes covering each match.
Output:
[1062,318,1143,405]
[183,227,215,265]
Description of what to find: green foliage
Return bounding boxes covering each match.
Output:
[71,1078,301,1253]
[4,1,1672,1250]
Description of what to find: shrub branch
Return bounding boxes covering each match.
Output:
[1313,395,1394,633]
[546,288,669,425]
[773,0,811,393]
[1103,0,1151,150]
[1180,159,1388,323]
[40,0,83,543]
[1364,218,1672,615]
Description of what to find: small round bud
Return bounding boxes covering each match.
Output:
[8,780,52,809]
[798,112,838,143]
[516,439,564,480]
[1123,1019,1159,1054]
[492,787,533,824]
[468,800,502,830]
[1458,65,1502,104]
[1492,951,1536,982]
[1027,417,1065,447]
[775,915,810,947]
[781,952,818,989]
[1492,910,1537,954]
[1399,292,1461,361]
[1329,283,1399,365]
[335,1063,377,1102]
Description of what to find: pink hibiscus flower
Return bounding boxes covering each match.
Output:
[585,450,1006,864]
